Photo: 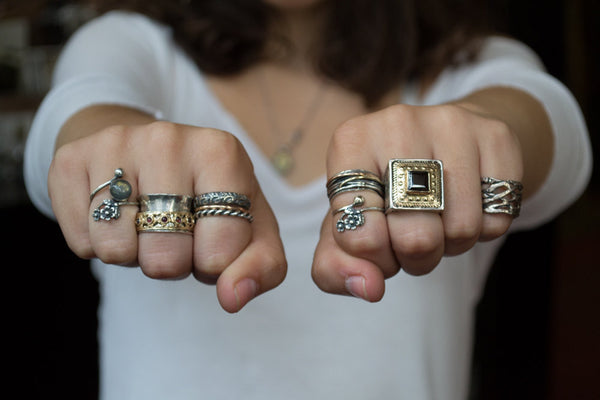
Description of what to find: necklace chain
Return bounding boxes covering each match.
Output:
[258,70,326,176]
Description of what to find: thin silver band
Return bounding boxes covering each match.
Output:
[194,192,251,210]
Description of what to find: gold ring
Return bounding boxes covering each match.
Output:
[384,159,444,213]
[135,211,195,234]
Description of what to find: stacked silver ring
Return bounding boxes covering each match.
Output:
[326,169,385,232]
[135,194,195,234]
[326,169,385,200]
[194,191,253,223]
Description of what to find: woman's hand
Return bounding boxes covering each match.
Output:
[49,107,287,313]
[312,87,552,302]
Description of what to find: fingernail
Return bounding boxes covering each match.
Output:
[234,278,258,309]
[345,276,368,301]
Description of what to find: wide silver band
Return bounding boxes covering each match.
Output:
[333,195,384,232]
[138,194,194,213]
[194,192,251,211]
[326,169,384,201]
[481,177,523,217]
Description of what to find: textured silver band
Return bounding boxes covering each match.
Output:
[481,177,523,217]
[194,192,251,210]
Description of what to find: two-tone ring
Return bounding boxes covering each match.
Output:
[193,192,253,223]
[90,168,138,221]
[135,194,195,234]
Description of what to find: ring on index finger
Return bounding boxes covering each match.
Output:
[90,168,139,221]
[326,169,384,201]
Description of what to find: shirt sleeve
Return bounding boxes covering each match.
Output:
[424,36,593,231]
[23,11,173,219]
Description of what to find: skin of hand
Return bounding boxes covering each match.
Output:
[49,105,287,313]
[312,86,554,302]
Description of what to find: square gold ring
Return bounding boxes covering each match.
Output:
[384,159,444,213]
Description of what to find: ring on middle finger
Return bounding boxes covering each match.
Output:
[384,159,444,213]
[135,194,195,234]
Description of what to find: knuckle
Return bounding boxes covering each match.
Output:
[394,227,441,259]
[444,218,481,244]
[93,237,137,265]
[480,215,512,240]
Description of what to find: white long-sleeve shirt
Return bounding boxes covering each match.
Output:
[24,11,592,400]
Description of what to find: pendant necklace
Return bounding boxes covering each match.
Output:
[258,70,327,176]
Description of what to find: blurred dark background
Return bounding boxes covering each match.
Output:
[1,0,598,399]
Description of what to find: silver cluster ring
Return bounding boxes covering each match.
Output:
[332,195,384,232]
[481,177,523,217]
[326,169,384,201]
[90,168,138,221]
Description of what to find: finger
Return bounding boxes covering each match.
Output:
[134,123,195,278]
[48,145,94,258]
[215,190,287,313]
[190,129,255,282]
[312,212,385,302]
[326,122,400,279]
[439,140,482,255]
[85,132,140,266]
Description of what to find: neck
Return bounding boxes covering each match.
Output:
[267,4,327,71]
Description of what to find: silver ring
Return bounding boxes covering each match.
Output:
[194,205,254,223]
[333,195,384,232]
[481,177,523,217]
[90,168,137,221]
[194,192,251,210]
[326,169,384,201]
[138,194,194,212]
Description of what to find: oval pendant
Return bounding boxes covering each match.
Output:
[271,148,294,176]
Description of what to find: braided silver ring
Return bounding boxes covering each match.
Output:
[194,205,254,223]
[481,177,523,217]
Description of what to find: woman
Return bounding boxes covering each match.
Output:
[24,0,591,398]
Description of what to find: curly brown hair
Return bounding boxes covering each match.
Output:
[88,0,493,106]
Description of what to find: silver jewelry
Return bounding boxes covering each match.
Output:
[136,194,195,234]
[326,169,385,201]
[194,205,254,223]
[384,159,444,213]
[481,177,523,217]
[258,70,327,176]
[194,192,251,211]
[90,168,138,221]
[333,196,384,232]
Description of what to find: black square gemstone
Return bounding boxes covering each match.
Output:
[408,171,429,191]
